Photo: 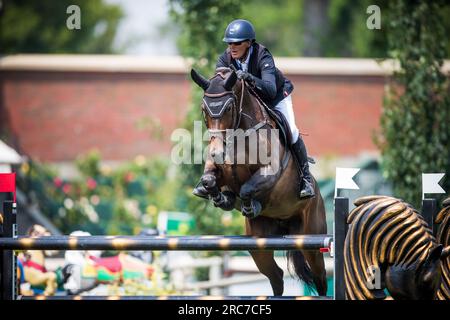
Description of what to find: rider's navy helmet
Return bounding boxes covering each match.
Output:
[223,19,256,43]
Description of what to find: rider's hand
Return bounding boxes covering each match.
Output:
[236,70,255,86]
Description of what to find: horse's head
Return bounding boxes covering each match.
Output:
[191,67,239,161]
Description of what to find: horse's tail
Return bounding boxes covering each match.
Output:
[287,250,315,291]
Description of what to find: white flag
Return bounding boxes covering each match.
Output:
[422,173,445,199]
[335,167,360,198]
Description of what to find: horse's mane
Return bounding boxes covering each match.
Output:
[436,197,450,300]
[344,195,436,300]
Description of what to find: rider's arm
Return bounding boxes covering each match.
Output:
[216,52,228,69]
[252,51,277,100]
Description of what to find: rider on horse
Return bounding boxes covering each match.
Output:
[193,19,315,200]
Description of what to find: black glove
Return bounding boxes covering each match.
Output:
[236,70,255,86]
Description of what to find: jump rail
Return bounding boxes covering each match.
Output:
[20,295,333,300]
[0,234,332,251]
[0,197,438,300]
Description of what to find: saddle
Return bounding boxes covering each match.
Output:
[247,87,315,164]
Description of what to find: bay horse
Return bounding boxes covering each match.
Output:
[190,67,327,296]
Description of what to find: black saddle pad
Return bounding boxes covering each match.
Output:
[246,88,292,147]
[268,108,292,146]
[248,89,315,164]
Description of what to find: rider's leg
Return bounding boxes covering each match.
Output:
[291,136,315,198]
[273,94,315,199]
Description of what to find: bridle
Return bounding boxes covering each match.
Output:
[202,79,245,137]
[203,79,272,146]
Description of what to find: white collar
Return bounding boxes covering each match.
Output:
[236,45,253,71]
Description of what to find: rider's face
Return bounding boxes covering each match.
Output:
[229,41,251,60]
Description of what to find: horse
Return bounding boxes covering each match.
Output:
[190,67,327,296]
[344,195,449,300]
[436,197,450,300]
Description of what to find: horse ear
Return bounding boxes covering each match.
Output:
[223,71,237,91]
[190,69,210,91]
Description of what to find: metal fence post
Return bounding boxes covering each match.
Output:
[421,198,437,235]
[334,197,348,300]
[1,201,17,300]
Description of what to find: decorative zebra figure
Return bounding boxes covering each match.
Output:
[436,197,450,300]
[344,195,449,300]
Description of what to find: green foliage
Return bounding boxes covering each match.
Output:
[0,0,123,53]
[17,151,176,235]
[169,0,242,72]
[17,147,244,237]
[378,1,450,208]
[240,0,303,56]
[324,0,388,57]
[168,0,391,58]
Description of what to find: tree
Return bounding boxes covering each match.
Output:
[240,0,303,56]
[302,0,329,56]
[377,1,450,208]
[0,0,123,54]
[169,0,241,72]
[325,0,388,57]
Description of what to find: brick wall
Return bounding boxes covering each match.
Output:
[1,70,191,161]
[290,74,385,157]
[3,55,441,163]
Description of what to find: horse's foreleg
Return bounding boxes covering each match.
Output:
[200,159,236,211]
[200,157,220,197]
[240,165,279,218]
[202,174,236,211]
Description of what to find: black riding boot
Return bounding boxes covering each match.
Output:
[192,180,209,200]
[291,137,315,199]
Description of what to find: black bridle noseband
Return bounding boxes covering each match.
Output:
[202,79,245,135]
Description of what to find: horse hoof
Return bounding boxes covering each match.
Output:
[192,185,210,200]
[213,191,236,211]
[201,174,216,189]
[241,199,262,219]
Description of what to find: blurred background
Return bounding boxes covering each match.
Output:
[0,0,449,297]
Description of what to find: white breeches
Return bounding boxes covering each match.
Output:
[273,94,299,144]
